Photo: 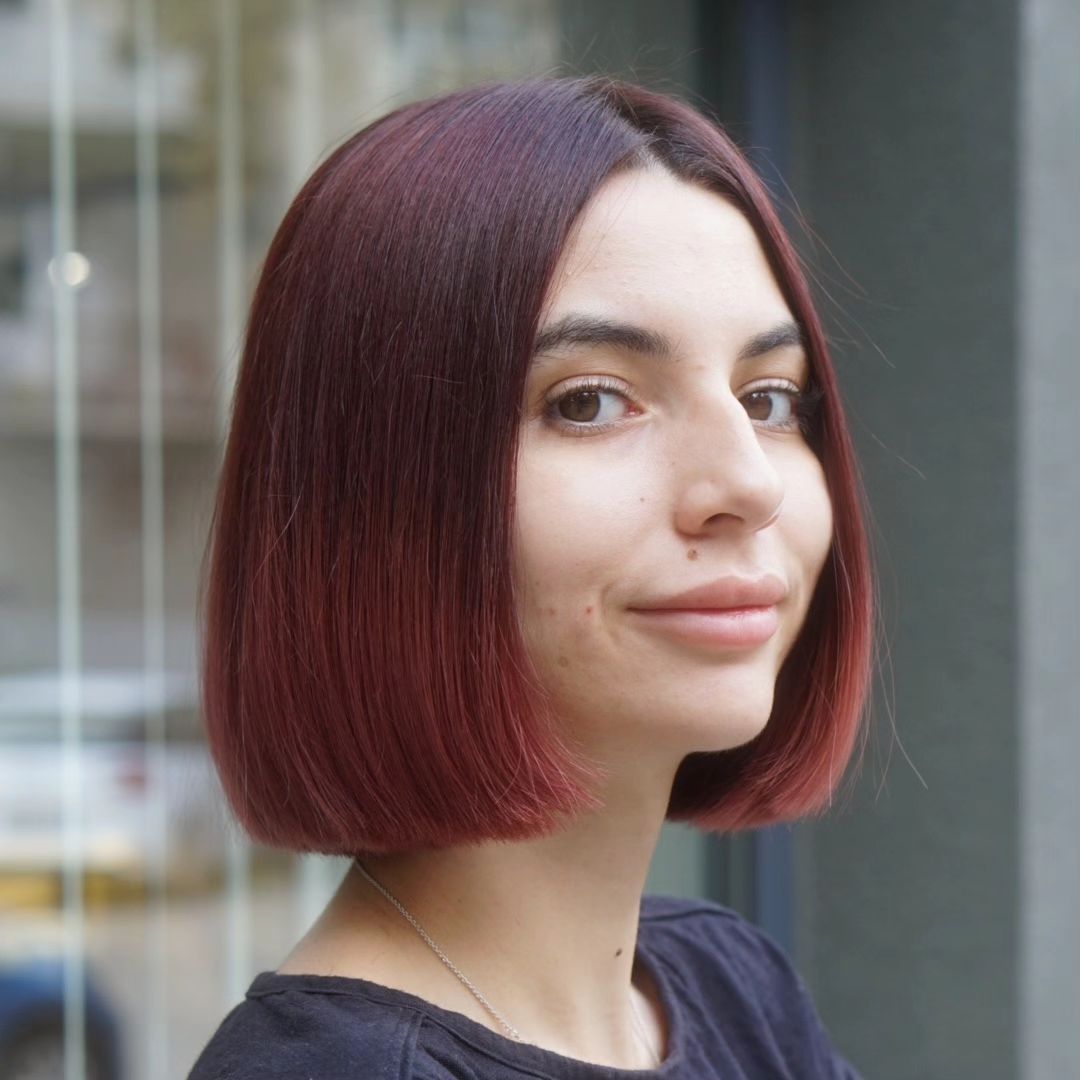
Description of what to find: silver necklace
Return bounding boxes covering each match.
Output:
[351,858,662,1068]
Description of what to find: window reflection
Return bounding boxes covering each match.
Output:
[0,2,558,1076]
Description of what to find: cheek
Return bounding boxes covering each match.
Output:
[511,448,646,641]
[784,452,834,596]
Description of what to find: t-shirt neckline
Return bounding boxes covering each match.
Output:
[247,931,685,1079]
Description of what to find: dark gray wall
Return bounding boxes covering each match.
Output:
[786,3,1023,1078]
[557,0,698,92]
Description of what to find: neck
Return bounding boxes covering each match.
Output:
[322,756,679,1067]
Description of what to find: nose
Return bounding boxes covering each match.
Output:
[670,388,786,538]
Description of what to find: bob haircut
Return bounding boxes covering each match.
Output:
[198,75,876,857]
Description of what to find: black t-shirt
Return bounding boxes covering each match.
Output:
[186,893,862,1079]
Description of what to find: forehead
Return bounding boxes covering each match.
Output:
[543,168,790,342]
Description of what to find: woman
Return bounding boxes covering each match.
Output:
[188,74,874,1078]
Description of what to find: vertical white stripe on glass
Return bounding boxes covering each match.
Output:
[134,1,168,1077]
[49,1,85,1078]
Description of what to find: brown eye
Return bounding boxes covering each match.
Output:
[559,389,602,423]
[542,376,636,435]
[743,389,786,424]
[742,382,826,435]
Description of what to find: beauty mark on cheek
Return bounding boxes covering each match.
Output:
[687,548,699,560]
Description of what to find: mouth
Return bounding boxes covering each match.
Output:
[626,604,779,649]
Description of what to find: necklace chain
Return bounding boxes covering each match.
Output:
[351,858,662,1067]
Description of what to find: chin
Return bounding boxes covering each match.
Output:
[685,715,771,754]
[633,700,773,755]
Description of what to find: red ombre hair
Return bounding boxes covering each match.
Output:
[198,76,876,856]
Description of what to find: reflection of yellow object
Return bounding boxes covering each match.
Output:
[84,871,147,908]
[0,874,59,910]
[0,870,151,912]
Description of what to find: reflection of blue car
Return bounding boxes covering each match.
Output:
[0,958,123,1080]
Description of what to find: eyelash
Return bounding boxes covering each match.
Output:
[542,376,826,438]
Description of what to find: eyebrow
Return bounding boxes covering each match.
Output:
[531,314,806,365]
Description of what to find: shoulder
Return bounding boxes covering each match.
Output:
[640,893,803,1006]
[641,891,794,973]
[640,893,863,1079]
[185,975,421,1080]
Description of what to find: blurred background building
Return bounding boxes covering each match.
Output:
[0,1,1076,1077]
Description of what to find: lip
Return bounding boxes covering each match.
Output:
[627,606,780,649]
[626,574,787,650]
[628,573,789,612]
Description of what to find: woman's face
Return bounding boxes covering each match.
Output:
[512,166,833,762]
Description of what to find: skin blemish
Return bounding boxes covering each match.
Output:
[687,548,699,560]
[615,948,623,957]
[546,606,556,616]
[557,655,570,668]
[585,606,593,615]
